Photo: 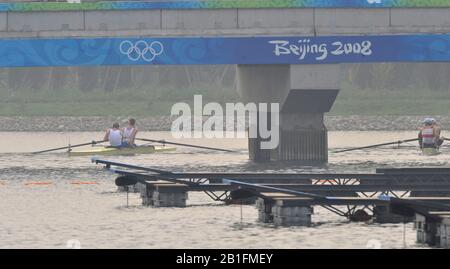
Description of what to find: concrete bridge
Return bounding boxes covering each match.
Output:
[3,1,450,37]
[2,0,450,164]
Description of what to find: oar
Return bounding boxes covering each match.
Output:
[333,138,419,153]
[135,138,235,152]
[32,140,107,154]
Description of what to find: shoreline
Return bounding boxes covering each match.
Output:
[0,115,446,132]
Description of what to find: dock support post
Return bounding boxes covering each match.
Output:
[256,198,313,226]
[139,183,188,207]
[152,184,188,207]
[437,217,450,248]
[256,198,274,223]
[272,200,312,227]
[140,182,155,206]
[415,214,450,248]
[415,214,438,246]
[118,182,142,193]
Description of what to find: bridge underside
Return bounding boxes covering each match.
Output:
[2,8,450,38]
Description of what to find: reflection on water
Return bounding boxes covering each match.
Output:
[0,131,447,248]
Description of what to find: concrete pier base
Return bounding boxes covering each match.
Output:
[255,198,312,226]
[140,183,155,206]
[255,198,274,223]
[415,214,439,246]
[373,206,413,224]
[273,202,313,227]
[139,182,188,207]
[117,182,144,193]
[415,214,450,248]
[437,219,450,248]
[153,190,188,207]
[273,128,328,163]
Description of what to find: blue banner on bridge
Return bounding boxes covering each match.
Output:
[1,34,450,67]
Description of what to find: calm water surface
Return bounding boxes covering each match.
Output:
[1,131,448,248]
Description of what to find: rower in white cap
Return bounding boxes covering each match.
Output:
[418,117,444,149]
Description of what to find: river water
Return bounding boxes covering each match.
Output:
[1,131,449,249]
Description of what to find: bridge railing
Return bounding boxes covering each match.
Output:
[2,0,450,13]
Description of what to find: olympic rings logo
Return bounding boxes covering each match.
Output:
[119,40,164,62]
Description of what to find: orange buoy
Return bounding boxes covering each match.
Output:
[25,182,53,186]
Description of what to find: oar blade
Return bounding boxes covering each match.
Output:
[136,138,235,153]
[333,138,418,153]
[32,140,106,154]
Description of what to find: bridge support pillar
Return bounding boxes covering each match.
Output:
[237,64,339,164]
[237,64,290,162]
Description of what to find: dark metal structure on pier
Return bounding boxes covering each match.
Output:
[93,158,450,248]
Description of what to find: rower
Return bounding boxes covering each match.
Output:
[418,118,443,149]
[122,118,138,148]
[431,118,444,147]
[104,123,123,148]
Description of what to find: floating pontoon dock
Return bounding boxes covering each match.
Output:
[93,158,450,248]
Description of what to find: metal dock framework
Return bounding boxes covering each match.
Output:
[93,158,450,248]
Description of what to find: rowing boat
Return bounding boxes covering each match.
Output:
[68,145,176,156]
[422,147,440,156]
